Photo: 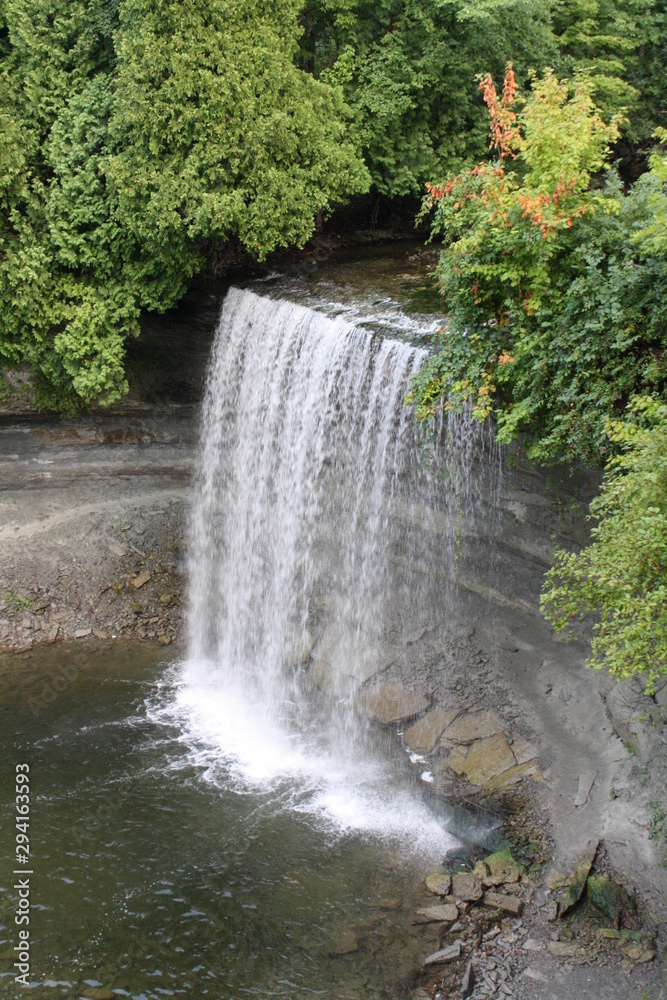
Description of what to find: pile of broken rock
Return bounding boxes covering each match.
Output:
[413,845,530,997]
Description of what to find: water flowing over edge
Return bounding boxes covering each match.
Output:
[148,287,496,856]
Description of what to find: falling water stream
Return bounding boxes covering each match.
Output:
[0,261,501,998]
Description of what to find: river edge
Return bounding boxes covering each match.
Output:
[0,410,665,999]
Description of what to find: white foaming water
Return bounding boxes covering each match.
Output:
[152,287,491,853]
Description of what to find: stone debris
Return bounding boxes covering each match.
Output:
[413,903,459,924]
[74,627,92,638]
[620,940,655,964]
[423,940,462,966]
[574,770,596,807]
[131,569,152,589]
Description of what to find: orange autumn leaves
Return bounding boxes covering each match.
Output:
[425,64,615,240]
[479,62,519,161]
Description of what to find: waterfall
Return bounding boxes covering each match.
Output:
[160,286,493,850]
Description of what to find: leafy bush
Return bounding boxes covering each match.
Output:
[541,398,667,694]
[408,68,667,466]
[410,67,667,688]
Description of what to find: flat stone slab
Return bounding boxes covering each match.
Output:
[483,891,524,916]
[357,681,429,725]
[404,705,462,753]
[441,708,505,745]
[412,904,458,924]
[310,624,400,695]
[510,733,539,765]
[423,941,462,966]
[445,732,516,787]
[483,760,541,791]
[547,940,580,958]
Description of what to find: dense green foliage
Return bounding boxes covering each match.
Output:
[0,0,368,410]
[1,0,666,409]
[299,0,667,196]
[409,76,667,465]
[410,66,667,688]
[542,399,667,693]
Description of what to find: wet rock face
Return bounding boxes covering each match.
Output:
[356,681,429,725]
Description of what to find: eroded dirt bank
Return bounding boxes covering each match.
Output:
[0,412,192,650]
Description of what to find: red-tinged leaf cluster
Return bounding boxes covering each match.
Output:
[480,63,520,161]
[517,179,584,235]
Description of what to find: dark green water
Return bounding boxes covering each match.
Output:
[0,643,490,1000]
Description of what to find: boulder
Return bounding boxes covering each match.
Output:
[451,872,483,902]
[425,872,452,897]
[327,930,359,956]
[310,624,399,695]
[358,682,429,725]
[483,844,524,879]
[558,839,599,917]
[586,875,622,927]
[404,705,462,754]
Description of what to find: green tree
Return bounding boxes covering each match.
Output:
[0,0,368,411]
[408,68,667,465]
[297,0,666,196]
